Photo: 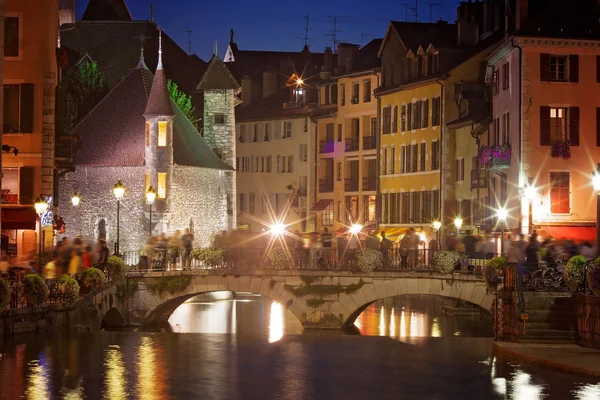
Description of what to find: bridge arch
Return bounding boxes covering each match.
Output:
[122,272,493,330]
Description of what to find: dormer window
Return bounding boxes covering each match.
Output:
[294,87,306,104]
[158,121,167,147]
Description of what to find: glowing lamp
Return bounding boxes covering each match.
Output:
[270,223,286,235]
[593,173,600,193]
[349,224,363,235]
[453,216,463,231]
[34,195,48,216]
[71,192,81,207]
[113,180,125,201]
[432,221,442,231]
[496,208,508,222]
[296,78,304,85]
[146,186,156,205]
[524,185,537,202]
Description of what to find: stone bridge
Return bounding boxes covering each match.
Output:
[103,270,494,329]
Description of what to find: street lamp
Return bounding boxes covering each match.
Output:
[34,195,48,268]
[454,216,463,235]
[432,220,441,250]
[270,223,286,236]
[146,186,156,237]
[349,224,363,235]
[523,184,537,235]
[593,171,600,255]
[113,180,125,255]
[71,192,81,206]
[497,208,508,255]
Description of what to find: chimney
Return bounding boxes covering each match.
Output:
[324,47,333,72]
[241,76,252,108]
[262,70,278,99]
[59,0,76,25]
[345,55,353,73]
[456,0,481,45]
[515,0,528,30]
[457,20,479,45]
[336,43,359,69]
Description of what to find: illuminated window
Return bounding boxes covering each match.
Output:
[158,121,167,147]
[145,173,149,191]
[145,122,150,146]
[158,172,166,198]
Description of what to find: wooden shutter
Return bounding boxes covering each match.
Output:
[540,54,551,81]
[415,101,421,129]
[423,99,429,128]
[597,108,600,146]
[462,199,472,225]
[540,106,551,145]
[19,167,35,204]
[392,106,398,132]
[19,83,34,133]
[569,106,579,146]
[407,103,412,130]
[569,55,579,83]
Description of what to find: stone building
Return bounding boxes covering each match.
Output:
[57,37,237,252]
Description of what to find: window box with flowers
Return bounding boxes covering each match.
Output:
[551,140,571,160]
[478,145,511,169]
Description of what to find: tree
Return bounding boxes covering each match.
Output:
[168,80,199,128]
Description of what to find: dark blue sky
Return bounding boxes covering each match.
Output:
[75,0,461,61]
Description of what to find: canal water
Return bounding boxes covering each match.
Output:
[0,294,598,399]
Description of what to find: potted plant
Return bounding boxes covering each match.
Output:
[433,250,461,274]
[78,267,106,294]
[478,146,493,165]
[191,248,224,267]
[355,249,382,272]
[564,255,587,291]
[587,257,600,295]
[58,275,80,306]
[0,279,9,310]
[22,274,48,306]
[107,256,128,283]
[268,247,292,270]
[483,257,507,292]
[551,140,571,160]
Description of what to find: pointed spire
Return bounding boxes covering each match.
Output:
[213,41,218,57]
[157,29,164,70]
[135,31,149,70]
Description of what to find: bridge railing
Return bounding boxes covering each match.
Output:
[121,247,500,274]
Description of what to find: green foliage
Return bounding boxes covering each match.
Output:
[355,249,382,272]
[306,298,326,308]
[191,248,224,267]
[0,279,9,310]
[58,275,80,306]
[565,255,587,291]
[285,278,365,297]
[587,257,600,295]
[60,60,109,134]
[168,80,198,128]
[268,247,292,270]
[116,279,138,300]
[107,256,128,283]
[147,275,192,296]
[300,275,319,286]
[79,268,106,293]
[22,274,48,306]
[483,257,506,291]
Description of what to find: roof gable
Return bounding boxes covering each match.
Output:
[197,55,240,90]
[82,0,132,21]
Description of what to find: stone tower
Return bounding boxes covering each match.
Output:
[197,48,240,229]
[144,30,175,233]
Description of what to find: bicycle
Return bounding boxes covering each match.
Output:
[526,261,566,291]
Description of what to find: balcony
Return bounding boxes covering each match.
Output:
[489,157,510,169]
[319,140,334,154]
[319,178,334,193]
[479,145,511,170]
[362,136,376,150]
[345,137,360,152]
[362,177,376,191]
[345,178,359,192]
[470,169,487,190]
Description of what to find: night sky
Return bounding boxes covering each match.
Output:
[75,0,462,61]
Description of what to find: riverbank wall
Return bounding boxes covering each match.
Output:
[573,293,600,350]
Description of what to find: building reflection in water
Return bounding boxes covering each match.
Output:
[104,345,127,400]
[26,358,49,400]
[136,336,169,399]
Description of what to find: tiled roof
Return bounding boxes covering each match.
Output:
[236,87,312,121]
[515,0,600,39]
[61,21,206,93]
[197,55,240,90]
[391,21,458,52]
[73,64,232,171]
[82,0,132,21]
[144,66,174,116]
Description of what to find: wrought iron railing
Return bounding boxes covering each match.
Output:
[319,140,334,154]
[344,137,360,152]
[362,136,376,150]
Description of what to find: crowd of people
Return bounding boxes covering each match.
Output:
[139,228,194,270]
[43,237,110,279]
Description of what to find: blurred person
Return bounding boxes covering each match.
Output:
[399,234,409,270]
[380,231,391,268]
[43,257,58,279]
[525,236,540,270]
[405,229,420,269]
[97,239,109,272]
[484,235,496,259]
[169,231,181,270]
[366,230,380,251]
[462,230,478,259]
[181,228,194,270]
[82,245,93,269]
[321,227,333,269]
[69,249,81,276]
[581,241,594,260]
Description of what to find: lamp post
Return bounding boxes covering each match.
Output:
[497,208,508,255]
[34,195,48,268]
[523,184,537,235]
[71,192,81,207]
[146,186,156,237]
[593,171,600,256]
[113,181,125,255]
[454,216,463,235]
[432,220,441,250]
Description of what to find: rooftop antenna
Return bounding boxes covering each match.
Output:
[134,30,150,67]
[360,33,375,47]
[303,14,309,48]
[422,2,443,23]
[401,4,409,22]
[183,30,192,55]
[324,16,350,52]
[150,3,154,22]
[410,0,419,22]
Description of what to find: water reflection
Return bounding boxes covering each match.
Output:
[26,359,49,400]
[104,345,127,400]
[355,295,493,338]
[268,302,284,343]
[136,337,169,399]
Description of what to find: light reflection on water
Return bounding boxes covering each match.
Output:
[104,345,127,400]
[25,359,49,400]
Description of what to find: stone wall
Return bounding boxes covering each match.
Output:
[57,166,147,252]
[573,293,600,350]
[170,165,228,247]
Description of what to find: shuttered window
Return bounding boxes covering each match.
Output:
[392,105,398,132]
[19,167,35,205]
[3,83,33,133]
[540,106,579,145]
[540,54,578,82]
[382,107,391,134]
[550,172,570,214]
[420,142,427,172]
[4,17,19,57]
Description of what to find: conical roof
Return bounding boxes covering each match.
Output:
[197,55,240,90]
[144,31,174,116]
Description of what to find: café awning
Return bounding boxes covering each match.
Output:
[537,225,596,243]
[1,206,37,230]
[310,199,333,212]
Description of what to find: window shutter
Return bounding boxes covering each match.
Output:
[540,106,551,145]
[423,99,429,128]
[597,108,600,146]
[20,83,34,133]
[540,54,551,81]
[289,155,294,173]
[19,167,35,204]
[569,55,579,83]
[407,103,412,130]
[275,122,282,139]
[569,106,580,146]
[597,56,600,83]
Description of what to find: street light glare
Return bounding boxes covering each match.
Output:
[270,223,286,235]
[113,180,125,201]
[593,173,600,192]
[349,224,363,235]
[432,221,442,231]
[524,185,537,201]
[71,192,81,207]
[497,208,508,222]
[146,186,156,205]
[453,217,463,230]
[34,195,48,216]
